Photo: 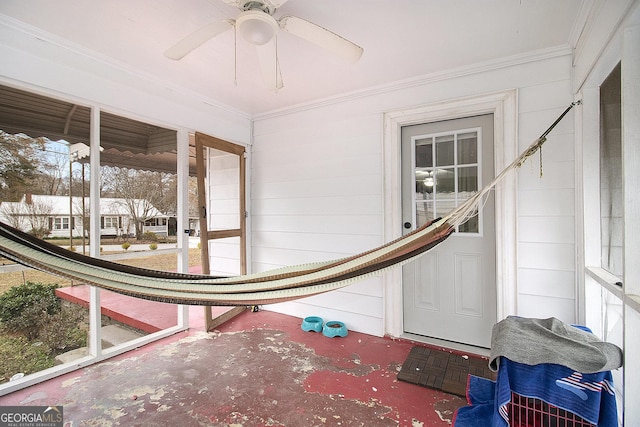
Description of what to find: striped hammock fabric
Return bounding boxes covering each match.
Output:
[0,102,579,306]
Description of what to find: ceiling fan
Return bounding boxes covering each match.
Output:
[163,0,364,91]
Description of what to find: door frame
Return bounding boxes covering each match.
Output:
[195,132,248,331]
[382,90,518,339]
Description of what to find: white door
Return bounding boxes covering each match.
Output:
[401,114,496,348]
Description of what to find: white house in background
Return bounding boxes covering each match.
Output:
[0,194,169,238]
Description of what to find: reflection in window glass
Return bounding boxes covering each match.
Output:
[435,135,454,166]
[415,139,433,168]
[414,129,480,233]
[458,132,478,164]
[458,166,478,195]
[600,63,622,278]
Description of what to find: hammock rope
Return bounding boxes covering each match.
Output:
[0,101,580,306]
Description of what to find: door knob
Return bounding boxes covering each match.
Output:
[404,222,412,229]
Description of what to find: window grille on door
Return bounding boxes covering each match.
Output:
[413,128,481,233]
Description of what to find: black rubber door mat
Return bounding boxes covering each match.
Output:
[397,345,496,397]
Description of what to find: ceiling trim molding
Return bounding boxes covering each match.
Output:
[253,45,571,121]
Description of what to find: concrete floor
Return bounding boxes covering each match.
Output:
[0,309,469,426]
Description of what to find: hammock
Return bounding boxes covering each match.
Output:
[0,102,580,306]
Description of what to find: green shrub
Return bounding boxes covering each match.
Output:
[0,282,60,339]
[37,304,87,354]
[149,243,158,250]
[29,227,50,240]
[0,335,54,383]
[0,284,88,381]
[142,231,158,242]
[121,242,131,251]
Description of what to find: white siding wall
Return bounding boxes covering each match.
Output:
[516,79,578,323]
[253,52,577,336]
[252,114,385,335]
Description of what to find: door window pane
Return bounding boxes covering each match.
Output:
[414,129,481,233]
[458,132,478,164]
[415,139,433,168]
[435,135,454,166]
[458,166,478,195]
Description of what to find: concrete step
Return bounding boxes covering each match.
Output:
[100,324,145,348]
[55,324,145,365]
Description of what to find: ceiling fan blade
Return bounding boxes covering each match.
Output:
[164,20,233,60]
[279,15,363,63]
[255,39,284,91]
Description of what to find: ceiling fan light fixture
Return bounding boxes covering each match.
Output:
[236,10,279,45]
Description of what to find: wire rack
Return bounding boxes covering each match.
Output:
[508,392,596,427]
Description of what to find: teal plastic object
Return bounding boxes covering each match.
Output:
[322,321,348,338]
[301,316,324,332]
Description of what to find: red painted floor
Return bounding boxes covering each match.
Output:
[0,309,469,426]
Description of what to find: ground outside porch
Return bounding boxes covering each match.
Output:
[0,305,479,426]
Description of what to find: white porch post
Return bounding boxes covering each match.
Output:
[176,129,190,328]
[88,106,102,357]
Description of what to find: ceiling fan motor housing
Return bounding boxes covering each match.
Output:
[236,9,279,45]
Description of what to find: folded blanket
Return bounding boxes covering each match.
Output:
[495,358,617,426]
[453,375,496,426]
[489,316,622,373]
[454,360,618,427]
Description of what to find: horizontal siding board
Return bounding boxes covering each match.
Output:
[252,195,382,217]
[252,174,381,199]
[518,216,575,244]
[517,160,575,190]
[251,153,381,184]
[518,242,576,271]
[251,248,353,267]
[518,107,576,149]
[517,294,576,325]
[210,184,239,199]
[338,277,384,298]
[252,130,378,156]
[299,290,383,318]
[253,231,381,254]
[518,79,573,114]
[532,132,575,162]
[252,215,380,236]
[208,200,240,214]
[518,189,575,216]
[518,268,576,299]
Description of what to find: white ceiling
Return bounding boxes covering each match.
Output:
[0,0,587,117]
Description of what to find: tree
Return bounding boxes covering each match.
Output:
[23,197,53,239]
[188,176,199,218]
[0,196,52,238]
[104,167,172,239]
[31,145,69,196]
[0,131,47,201]
[0,201,28,230]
